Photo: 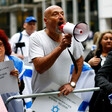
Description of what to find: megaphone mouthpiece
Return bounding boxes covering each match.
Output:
[60,23,66,33]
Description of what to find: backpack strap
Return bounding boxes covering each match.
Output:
[18,32,22,42]
[15,32,22,53]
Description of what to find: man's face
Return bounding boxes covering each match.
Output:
[44,6,65,34]
[23,21,36,35]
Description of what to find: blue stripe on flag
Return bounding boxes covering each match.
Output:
[8,56,24,74]
[70,63,93,74]
[23,69,32,77]
[25,101,32,108]
[70,64,74,74]
[82,64,93,72]
[78,101,89,111]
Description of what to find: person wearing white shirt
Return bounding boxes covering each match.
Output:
[29,5,84,96]
[10,16,37,65]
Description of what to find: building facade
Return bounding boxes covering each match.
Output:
[0,0,101,38]
[98,0,112,31]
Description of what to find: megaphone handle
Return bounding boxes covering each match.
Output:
[67,49,78,73]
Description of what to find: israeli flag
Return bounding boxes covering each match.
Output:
[8,56,33,109]
[70,62,95,111]
[22,65,33,109]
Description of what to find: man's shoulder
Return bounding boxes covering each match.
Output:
[33,30,44,35]
[30,30,45,39]
[11,30,25,37]
[11,32,20,38]
[10,32,21,43]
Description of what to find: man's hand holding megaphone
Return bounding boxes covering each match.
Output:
[59,33,72,50]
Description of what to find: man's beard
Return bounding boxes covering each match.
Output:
[55,26,62,34]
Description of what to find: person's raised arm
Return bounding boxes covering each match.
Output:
[32,34,72,74]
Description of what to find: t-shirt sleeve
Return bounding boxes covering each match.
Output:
[73,39,84,60]
[29,32,44,60]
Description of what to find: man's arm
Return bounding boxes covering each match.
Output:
[32,46,64,74]
[32,34,72,74]
[71,56,83,84]
[58,56,83,96]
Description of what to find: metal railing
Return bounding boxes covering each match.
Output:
[5,87,100,107]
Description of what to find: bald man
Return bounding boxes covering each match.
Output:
[29,5,84,96]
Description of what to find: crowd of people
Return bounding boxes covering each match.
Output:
[0,4,112,112]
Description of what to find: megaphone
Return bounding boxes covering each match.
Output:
[60,22,89,42]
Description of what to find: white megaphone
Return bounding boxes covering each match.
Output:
[60,22,89,42]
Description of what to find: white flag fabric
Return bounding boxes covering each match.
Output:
[70,62,95,111]
[22,65,33,109]
[9,55,33,109]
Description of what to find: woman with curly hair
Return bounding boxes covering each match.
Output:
[0,29,24,112]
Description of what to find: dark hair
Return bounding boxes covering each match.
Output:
[0,29,12,55]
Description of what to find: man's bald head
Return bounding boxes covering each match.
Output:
[44,5,65,34]
[44,5,62,18]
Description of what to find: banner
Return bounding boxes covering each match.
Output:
[31,83,84,112]
[0,60,19,94]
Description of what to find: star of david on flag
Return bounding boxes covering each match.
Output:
[51,105,60,112]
